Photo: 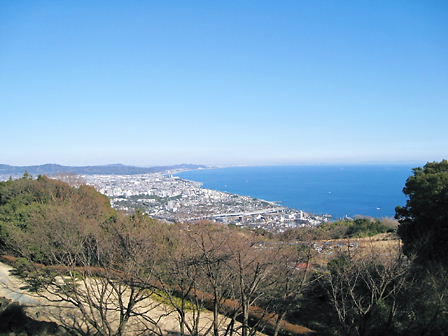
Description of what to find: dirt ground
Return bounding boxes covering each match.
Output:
[0,261,267,335]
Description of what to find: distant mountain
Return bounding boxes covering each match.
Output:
[0,163,207,176]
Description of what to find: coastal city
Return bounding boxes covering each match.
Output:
[0,169,330,232]
[80,171,330,232]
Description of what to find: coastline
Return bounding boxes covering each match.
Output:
[175,165,412,219]
[81,171,328,232]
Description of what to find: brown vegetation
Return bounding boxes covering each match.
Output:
[1,173,447,336]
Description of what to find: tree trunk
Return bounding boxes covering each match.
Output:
[242,302,249,336]
[273,311,287,336]
[213,298,219,336]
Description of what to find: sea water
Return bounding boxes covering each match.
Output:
[177,165,415,219]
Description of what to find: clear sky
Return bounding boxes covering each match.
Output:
[1,0,447,166]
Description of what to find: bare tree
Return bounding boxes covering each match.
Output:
[152,222,291,336]
[262,242,317,336]
[152,222,239,336]
[323,244,410,336]
[227,234,277,336]
[15,211,169,336]
[182,223,236,336]
[154,238,208,336]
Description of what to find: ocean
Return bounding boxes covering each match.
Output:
[176,165,416,219]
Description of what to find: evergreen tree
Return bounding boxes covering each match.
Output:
[396,160,448,265]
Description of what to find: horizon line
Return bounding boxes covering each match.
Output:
[0,160,435,169]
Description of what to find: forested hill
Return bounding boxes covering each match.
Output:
[0,163,207,176]
[1,162,448,336]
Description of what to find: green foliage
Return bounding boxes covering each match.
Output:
[152,289,199,311]
[339,218,394,238]
[280,217,397,241]
[1,170,446,336]
[0,174,115,262]
[396,160,448,265]
[12,257,34,276]
[12,258,57,292]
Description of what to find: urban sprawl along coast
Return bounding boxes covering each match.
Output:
[80,170,329,232]
[0,169,330,232]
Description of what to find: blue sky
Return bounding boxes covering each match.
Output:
[1,0,447,166]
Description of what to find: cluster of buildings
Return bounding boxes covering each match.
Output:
[81,172,329,232]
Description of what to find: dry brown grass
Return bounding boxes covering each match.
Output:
[1,255,314,335]
[312,233,402,265]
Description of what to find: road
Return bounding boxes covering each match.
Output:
[0,261,39,305]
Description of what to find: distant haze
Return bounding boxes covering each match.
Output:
[0,164,207,176]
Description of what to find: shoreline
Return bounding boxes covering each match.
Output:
[80,172,330,231]
[174,165,408,219]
